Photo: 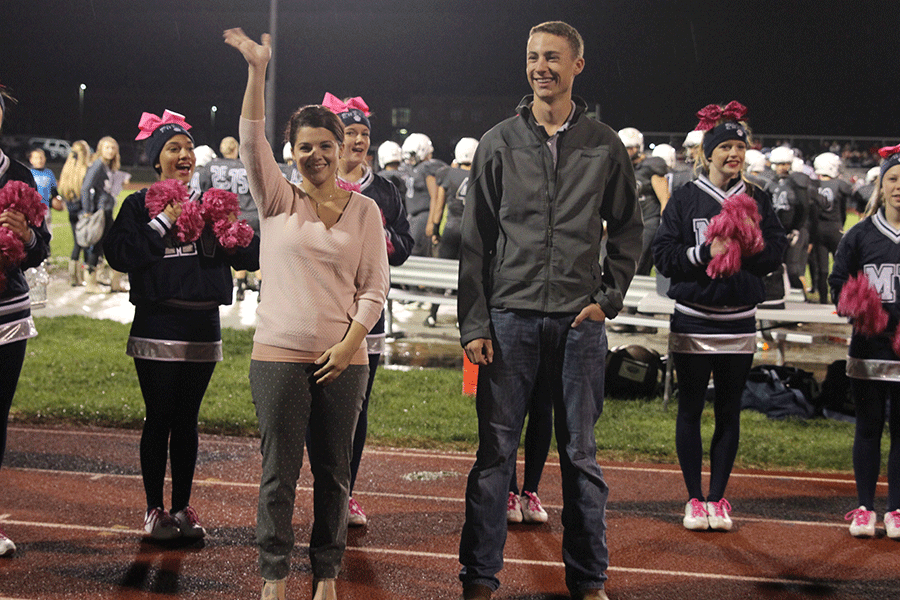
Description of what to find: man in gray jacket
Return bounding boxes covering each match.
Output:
[457,20,642,600]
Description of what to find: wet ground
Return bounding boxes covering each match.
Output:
[34,261,851,380]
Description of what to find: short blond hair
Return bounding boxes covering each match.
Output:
[219,136,239,158]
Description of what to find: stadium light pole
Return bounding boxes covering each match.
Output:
[78,84,86,138]
[210,105,217,142]
[266,0,277,153]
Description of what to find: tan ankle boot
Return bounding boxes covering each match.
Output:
[67,260,79,286]
[311,578,337,600]
[84,269,101,293]
[261,579,285,600]
[109,270,127,292]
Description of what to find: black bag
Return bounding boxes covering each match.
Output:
[741,366,817,420]
[606,345,662,398]
[819,359,855,419]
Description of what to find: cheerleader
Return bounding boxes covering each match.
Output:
[829,145,900,538]
[0,86,51,557]
[103,110,260,541]
[314,92,414,527]
[652,102,786,531]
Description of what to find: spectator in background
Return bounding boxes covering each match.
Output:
[58,140,91,286]
[619,127,669,276]
[424,137,477,327]
[809,152,851,303]
[401,132,446,256]
[81,136,126,292]
[197,136,260,300]
[851,166,879,215]
[28,148,63,220]
[376,140,406,198]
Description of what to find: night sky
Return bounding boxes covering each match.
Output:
[1,0,895,161]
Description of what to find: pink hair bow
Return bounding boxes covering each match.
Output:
[694,101,748,131]
[879,145,900,159]
[135,109,192,141]
[321,92,370,115]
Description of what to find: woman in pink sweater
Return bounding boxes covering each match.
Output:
[225,28,390,600]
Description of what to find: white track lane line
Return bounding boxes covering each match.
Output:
[0,515,839,589]
[7,466,852,530]
[8,426,863,486]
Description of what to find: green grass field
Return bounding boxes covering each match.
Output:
[11,316,861,473]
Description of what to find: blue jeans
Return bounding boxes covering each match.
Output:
[459,309,609,594]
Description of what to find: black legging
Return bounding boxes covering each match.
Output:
[0,340,27,467]
[674,352,753,502]
[68,210,87,262]
[134,358,216,512]
[509,379,553,496]
[850,378,900,512]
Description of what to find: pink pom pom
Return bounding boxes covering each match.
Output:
[200,188,241,223]
[0,226,25,267]
[704,193,765,278]
[212,219,254,249]
[145,179,189,219]
[893,328,900,359]
[337,178,362,193]
[0,180,47,227]
[174,200,204,243]
[837,272,889,336]
[706,240,742,278]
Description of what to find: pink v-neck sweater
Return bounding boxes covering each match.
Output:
[240,117,389,364]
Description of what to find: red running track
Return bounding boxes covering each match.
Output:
[0,425,898,599]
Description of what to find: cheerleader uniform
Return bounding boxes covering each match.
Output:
[0,152,51,469]
[328,166,412,500]
[653,175,786,507]
[104,188,260,519]
[829,208,900,517]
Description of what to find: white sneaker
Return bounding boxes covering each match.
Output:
[845,506,876,537]
[521,491,548,523]
[507,491,523,523]
[348,497,368,527]
[172,506,206,539]
[707,498,733,531]
[0,528,15,557]
[143,507,180,540]
[683,498,709,530]
[885,510,900,539]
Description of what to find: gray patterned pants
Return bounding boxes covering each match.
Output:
[250,360,367,580]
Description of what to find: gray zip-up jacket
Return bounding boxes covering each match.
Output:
[458,96,642,347]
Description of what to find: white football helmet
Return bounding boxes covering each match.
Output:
[866,166,880,184]
[401,133,433,163]
[682,130,704,149]
[769,146,794,165]
[377,141,402,169]
[283,142,293,163]
[813,152,841,178]
[651,143,676,169]
[193,145,216,168]
[618,127,644,152]
[454,137,479,165]
[744,149,766,173]
[792,157,806,173]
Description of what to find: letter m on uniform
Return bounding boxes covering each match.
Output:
[863,264,899,302]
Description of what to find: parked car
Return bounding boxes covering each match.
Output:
[27,137,72,161]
